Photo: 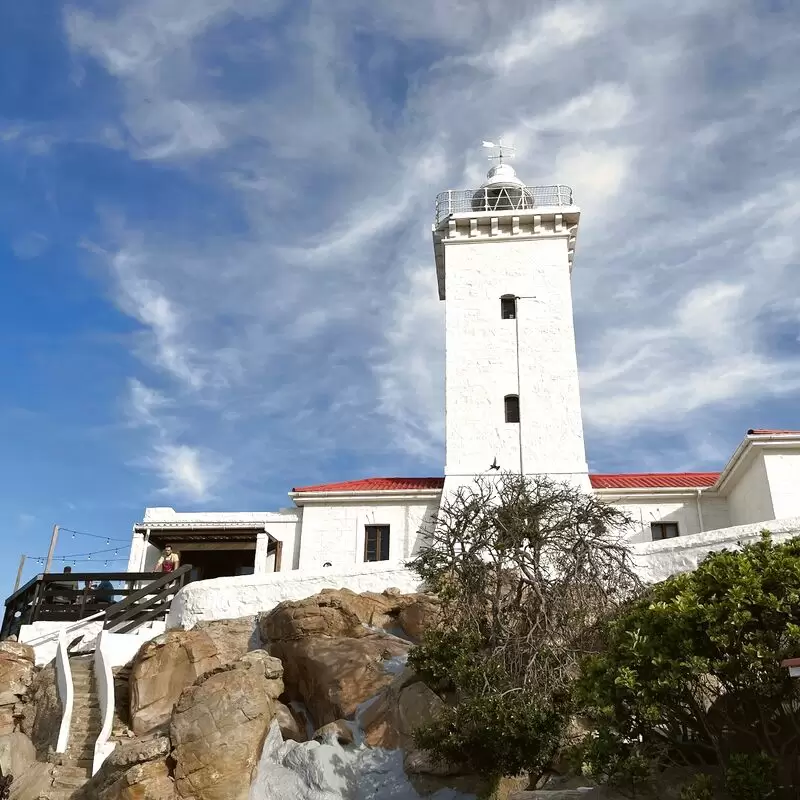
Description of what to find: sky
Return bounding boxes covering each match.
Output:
[1,0,799,592]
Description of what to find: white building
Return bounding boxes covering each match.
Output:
[129,161,800,584]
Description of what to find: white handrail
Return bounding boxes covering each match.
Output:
[55,628,74,753]
[23,611,105,647]
[92,630,117,775]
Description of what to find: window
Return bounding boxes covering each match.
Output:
[651,522,679,540]
[500,295,517,320]
[504,394,520,423]
[364,525,390,562]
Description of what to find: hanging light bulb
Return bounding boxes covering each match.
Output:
[106,539,110,545]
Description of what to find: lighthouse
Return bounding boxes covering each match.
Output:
[432,148,590,493]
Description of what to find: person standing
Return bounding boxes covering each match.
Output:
[155,545,180,573]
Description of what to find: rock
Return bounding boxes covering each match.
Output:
[76,736,175,800]
[313,719,355,746]
[193,616,259,657]
[259,588,430,642]
[275,701,306,742]
[20,664,60,758]
[361,669,442,749]
[7,760,54,800]
[0,643,34,707]
[0,731,35,781]
[270,633,410,726]
[129,622,248,736]
[170,650,283,800]
[396,596,440,641]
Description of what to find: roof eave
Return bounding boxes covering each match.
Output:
[289,488,443,506]
[716,433,800,494]
[594,486,720,498]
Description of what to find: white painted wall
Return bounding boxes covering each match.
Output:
[632,516,800,584]
[167,562,424,630]
[603,494,731,543]
[727,453,774,525]
[440,222,588,486]
[763,450,800,520]
[296,499,439,571]
[128,508,303,574]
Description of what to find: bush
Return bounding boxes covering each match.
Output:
[574,533,800,798]
[725,752,777,800]
[679,774,714,800]
[408,474,640,783]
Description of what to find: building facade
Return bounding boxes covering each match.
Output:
[128,164,800,583]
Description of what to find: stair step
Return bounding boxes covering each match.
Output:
[55,765,92,778]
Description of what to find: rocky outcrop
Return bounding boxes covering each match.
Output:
[259,587,439,642]
[274,701,307,742]
[170,650,284,800]
[271,633,409,727]
[129,617,256,736]
[260,588,440,727]
[362,668,444,749]
[75,735,175,800]
[396,596,441,641]
[0,643,35,738]
[20,662,60,758]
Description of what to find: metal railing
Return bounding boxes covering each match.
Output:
[434,184,574,225]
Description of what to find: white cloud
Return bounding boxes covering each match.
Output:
[56,0,800,498]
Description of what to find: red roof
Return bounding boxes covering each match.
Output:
[292,473,723,493]
[292,477,445,493]
[589,472,720,490]
[748,429,800,436]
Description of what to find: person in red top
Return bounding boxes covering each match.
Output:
[155,545,180,573]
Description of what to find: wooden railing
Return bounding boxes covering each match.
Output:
[1,567,192,640]
[103,565,192,634]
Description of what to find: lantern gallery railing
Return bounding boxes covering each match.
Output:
[434,184,574,225]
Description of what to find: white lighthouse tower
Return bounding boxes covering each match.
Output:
[432,146,590,493]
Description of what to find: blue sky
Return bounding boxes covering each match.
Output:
[1,0,799,592]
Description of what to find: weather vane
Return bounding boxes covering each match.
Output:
[482,139,516,164]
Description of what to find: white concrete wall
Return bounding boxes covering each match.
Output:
[632,516,800,584]
[128,508,302,574]
[606,494,731,543]
[296,499,438,571]
[763,450,800,520]
[727,453,774,525]
[166,562,424,630]
[441,230,588,484]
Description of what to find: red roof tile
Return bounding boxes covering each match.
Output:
[748,429,800,436]
[293,473,723,493]
[589,473,720,490]
[292,477,445,493]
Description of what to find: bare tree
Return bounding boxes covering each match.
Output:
[410,472,643,699]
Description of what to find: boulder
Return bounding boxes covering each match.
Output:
[313,719,355,746]
[75,737,175,800]
[193,616,258,657]
[129,619,254,736]
[0,731,35,780]
[362,669,443,749]
[20,663,60,758]
[259,588,435,643]
[396,596,440,641]
[270,633,410,727]
[274,701,307,742]
[0,643,34,708]
[170,650,283,800]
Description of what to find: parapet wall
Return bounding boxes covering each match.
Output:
[166,561,423,630]
[166,518,800,629]
[631,516,800,583]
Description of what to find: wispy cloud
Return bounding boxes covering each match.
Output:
[52,0,800,504]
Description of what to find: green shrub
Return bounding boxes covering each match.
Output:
[574,533,800,799]
[725,752,776,800]
[679,774,714,800]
